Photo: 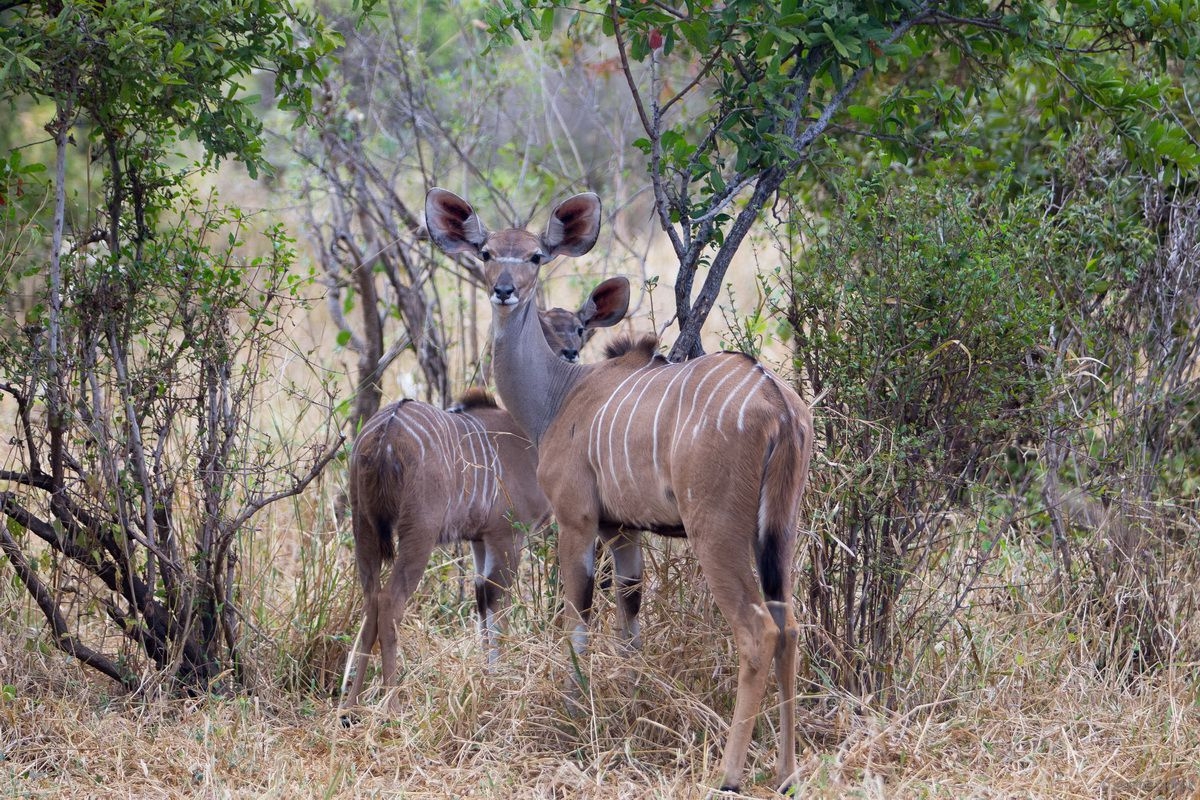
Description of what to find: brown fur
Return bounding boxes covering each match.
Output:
[340,305,596,714]
[425,187,815,793]
[602,333,660,361]
[450,387,498,411]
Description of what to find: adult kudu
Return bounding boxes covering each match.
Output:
[425,188,814,793]
[340,309,593,713]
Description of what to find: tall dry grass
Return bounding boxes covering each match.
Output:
[4,468,1199,799]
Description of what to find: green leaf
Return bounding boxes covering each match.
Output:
[679,19,709,50]
[847,105,878,124]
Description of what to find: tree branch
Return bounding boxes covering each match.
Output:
[0,524,139,690]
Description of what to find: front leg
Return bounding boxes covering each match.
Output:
[601,526,643,652]
[558,521,598,663]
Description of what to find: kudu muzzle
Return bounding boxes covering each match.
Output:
[491,270,518,306]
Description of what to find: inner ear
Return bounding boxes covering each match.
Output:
[543,193,601,257]
[579,276,631,329]
[426,188,488,255]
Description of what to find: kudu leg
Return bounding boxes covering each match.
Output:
[603,527,644,652]
[342,533,383,713]
[472,533,522,665]
[692,536,781,793]
[768,599,800,791]
[377,551,430,707]
[557,523,598,693]
[340,596,379,712]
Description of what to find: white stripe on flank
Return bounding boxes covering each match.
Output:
[669,359,708,461]
[437,416,460,482]
[467,424,489,514]
[736,373,768,432]
[652,360,702,474]
[673,359,724,456]
[460,412,497,508]
[486,434,501,505]
[410,407,451,474]
[591,366,652,491]
[470,416,498,507]
[689,361,741,442]
[716,369,762,434]
[620,369,663,483]
[391,412,428,461]
[603,375,641,490]
[459,416,481,514]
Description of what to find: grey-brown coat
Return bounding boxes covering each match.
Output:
[425,187,814,793]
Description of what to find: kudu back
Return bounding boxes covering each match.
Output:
[340,308,593,712]
[425,187,814,793]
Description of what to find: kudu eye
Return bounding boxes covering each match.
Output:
[530,252,544,266]
[480,250,492,263]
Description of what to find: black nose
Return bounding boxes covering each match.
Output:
[561,348,578,361]
[493,282,514,302]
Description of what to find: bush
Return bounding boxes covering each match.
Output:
[776,166,1057,699]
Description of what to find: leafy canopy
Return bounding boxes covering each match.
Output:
[0,0,340,179]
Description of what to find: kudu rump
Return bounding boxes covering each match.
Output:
[340,310,591,712]
[426,188,814,792]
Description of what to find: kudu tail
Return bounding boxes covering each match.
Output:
[353,428,407,564]
[755,408,811,604]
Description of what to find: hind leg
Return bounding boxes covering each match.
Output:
[376,532,439,705]
[340,597,379,713]
[342,515,383,712]
[689,531,782,793]
[473,531,522,664]
[759,528,800,791]
[768,600,800,790]
[600,526,643,652]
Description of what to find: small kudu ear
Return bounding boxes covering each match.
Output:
[578,276,630,329]
[543,192,602,257]
[425,188,489,256]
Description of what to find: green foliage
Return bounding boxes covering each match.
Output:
[499,0,1199,207]
[794,171,1054,454]
[490,0,1200,358]
[779,163,1060,695]
[0,0,340,177]
[0,0,343,690]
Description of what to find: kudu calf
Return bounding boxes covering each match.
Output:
[340,309,592,712]
[426,188,813,794]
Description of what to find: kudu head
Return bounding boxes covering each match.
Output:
[425,188,623,325]
[426,188,630,441]
[539,307,591,363]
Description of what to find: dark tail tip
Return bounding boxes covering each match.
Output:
[375,514,395,563]
[756,527,787,604]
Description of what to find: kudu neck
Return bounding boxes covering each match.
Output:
[492,299,585,445]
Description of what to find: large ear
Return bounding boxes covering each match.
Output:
[578,276,630,329]
[425,188,488,255]
[542,192,601,257]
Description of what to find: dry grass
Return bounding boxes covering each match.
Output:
[4,497,1200,800]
